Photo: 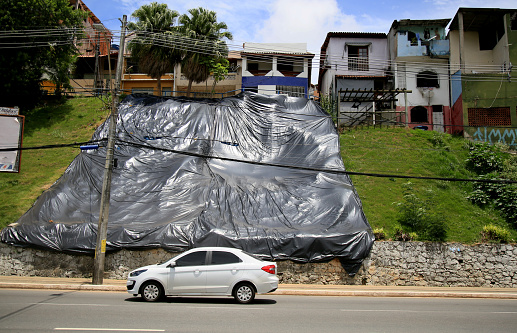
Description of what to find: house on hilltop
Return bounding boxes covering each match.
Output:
[449,7,517,147]
[387,19,451,132]
[318,32,395,127]
[40,0,115,96]
[241,43,314,98]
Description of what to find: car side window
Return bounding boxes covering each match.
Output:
[210,251,242,265]
[175,251,207,267]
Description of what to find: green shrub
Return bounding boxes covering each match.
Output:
[373,228,386,240]
[394,182,448,242]
[393,229,417,241]
[481,224,511,243]
[429,132,450,151]
[494,186,517,226]
[465,142,505,174]
[421,215,448,241]
[465,143,517,226]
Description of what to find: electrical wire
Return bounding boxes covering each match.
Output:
[1,137,516,184]
[1,27,512,82]
[0,139,106,151]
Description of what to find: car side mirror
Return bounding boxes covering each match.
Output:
[167,262,176,268]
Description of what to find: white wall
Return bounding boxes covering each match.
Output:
[320,36,388,97]
[326,37,388,77]
[395,59,450,108]
[449,30,508,73]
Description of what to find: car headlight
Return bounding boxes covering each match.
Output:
[129,269,147,277]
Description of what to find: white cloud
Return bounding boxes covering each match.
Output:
[418,0,517,20]
[255,0,362,53]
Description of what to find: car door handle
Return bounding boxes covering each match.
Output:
[232,268,238,274]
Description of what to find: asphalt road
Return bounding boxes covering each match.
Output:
[1,289,517,332]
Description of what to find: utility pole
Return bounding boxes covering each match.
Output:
[94,43,100,96]
[92,15,127,285]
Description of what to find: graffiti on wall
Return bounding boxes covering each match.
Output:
[472,127,517,147]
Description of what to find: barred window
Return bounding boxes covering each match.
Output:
[131,88,154,95]
[276,85,305,97]
[348,46,369,71]
[468,107,511,126]
[417,71,439,88]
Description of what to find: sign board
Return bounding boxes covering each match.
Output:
[0,107,24,173]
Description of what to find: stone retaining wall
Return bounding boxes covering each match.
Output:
[1,241,516,287]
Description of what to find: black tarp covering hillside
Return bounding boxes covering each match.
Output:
[1,92,374,275]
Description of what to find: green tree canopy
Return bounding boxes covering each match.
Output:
[127,2,182,96]
[179,7,233,97]
[0,0,87,109]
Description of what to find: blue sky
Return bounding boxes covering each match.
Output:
[83,0,516,82]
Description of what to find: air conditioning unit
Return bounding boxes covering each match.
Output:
[418,87,434,99]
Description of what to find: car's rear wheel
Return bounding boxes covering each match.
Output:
[141,281,164,302]
[233,282,255,304]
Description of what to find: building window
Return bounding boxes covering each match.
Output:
[408,31,419,46]
[248,62,259,72]
[246,56,271,76]
[277,56,303,77]
[468,107,511,126]
[432,105,443,113]
[417,71,439,88]
[126,59,140,74]
[348,46,368,71]
[228,60,239,73]
[276,85,305,97]
[411,106,428,123]
[131,88,154,95]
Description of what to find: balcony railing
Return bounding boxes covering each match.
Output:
[348,57,369,71]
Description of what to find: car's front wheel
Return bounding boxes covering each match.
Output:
[141,281,164,302]
[233,282,255,304]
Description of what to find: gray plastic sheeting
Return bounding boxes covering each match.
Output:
[1,92,374,275]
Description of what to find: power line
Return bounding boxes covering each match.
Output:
[2,27,512,82]
[2,138,516,184]
[0,140,106,151]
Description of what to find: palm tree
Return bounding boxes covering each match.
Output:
[179,7,233,97]
[127,2,181,96]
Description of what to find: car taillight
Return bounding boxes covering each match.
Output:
[261,265,276,274]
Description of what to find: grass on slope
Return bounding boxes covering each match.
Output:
[340,126,517,243]
[0,97,108,228]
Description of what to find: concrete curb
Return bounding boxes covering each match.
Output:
[272,289,517,299]
[0,282,126,292]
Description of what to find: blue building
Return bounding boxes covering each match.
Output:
[241,43,314,98]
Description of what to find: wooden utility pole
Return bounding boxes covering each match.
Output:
[92,15,127,285]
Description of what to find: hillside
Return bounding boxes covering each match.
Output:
[1,97,515,243]
[0,97,108,229]
[340,127,516,242]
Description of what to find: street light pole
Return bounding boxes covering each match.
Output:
[92,15,127,285]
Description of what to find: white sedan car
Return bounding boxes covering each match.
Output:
[126,247,279,304]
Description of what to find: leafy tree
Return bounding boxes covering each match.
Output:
[179,7,232,97]
[127,2,182,96]
[201,57,229,97]
[0,0,86,109]
[319,94,338,123]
